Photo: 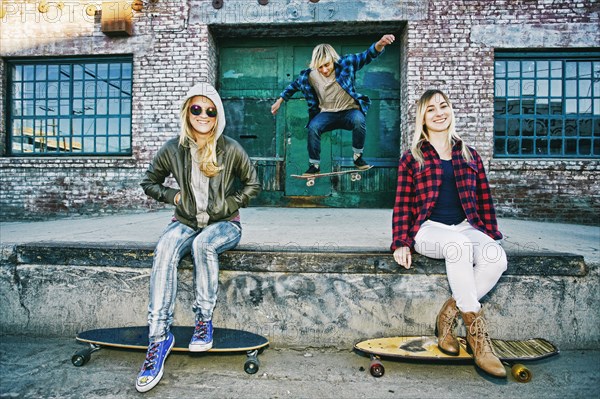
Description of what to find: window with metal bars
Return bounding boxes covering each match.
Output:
[493,51,600,158]
[7,56,133,156]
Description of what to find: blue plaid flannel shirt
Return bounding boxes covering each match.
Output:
[278,42,384,122]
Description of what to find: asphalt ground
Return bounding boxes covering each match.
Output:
[0,334,598,398]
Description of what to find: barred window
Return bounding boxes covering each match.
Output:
[7,56,133,156]
[494,52,600,158]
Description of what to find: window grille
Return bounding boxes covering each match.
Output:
[7,56,133,156]
[494,52,599,158]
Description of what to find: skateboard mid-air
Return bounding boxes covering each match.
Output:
[354,335,559,382]
[72,326,269,374]
[292,165,373,187]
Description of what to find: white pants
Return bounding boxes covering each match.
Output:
[414,220,507,313]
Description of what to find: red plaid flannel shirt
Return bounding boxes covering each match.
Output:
[391,141,502,251]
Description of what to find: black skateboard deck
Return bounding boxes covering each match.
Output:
[72,326,269,374]
[354,335,559,382]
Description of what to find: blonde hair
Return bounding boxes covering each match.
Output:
[179,96,222,177]
[309,44,340,69]
[410,89,472,168]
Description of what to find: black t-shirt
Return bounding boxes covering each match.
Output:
[428,160,466,225]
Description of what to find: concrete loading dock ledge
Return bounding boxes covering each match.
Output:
[1,208,598,351]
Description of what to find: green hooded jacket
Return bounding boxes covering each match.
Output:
[140,83,261,229]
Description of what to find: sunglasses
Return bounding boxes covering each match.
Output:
[189,104,218,118]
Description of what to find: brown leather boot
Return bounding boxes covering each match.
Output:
[435,297,460,355]
[461,308,507,378]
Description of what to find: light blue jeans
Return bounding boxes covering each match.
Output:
[147,220,241,342]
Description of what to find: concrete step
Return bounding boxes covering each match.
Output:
[1,242,597,351]
[9,242,589,275]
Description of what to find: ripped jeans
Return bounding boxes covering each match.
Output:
[414,220,507,313]
[147,220,241,342]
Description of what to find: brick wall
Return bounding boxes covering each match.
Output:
[401,0,599,224]
[0,0,598,223]
[490,159,599,222]
[0,0,216,220]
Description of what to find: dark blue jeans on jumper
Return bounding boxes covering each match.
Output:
[306,109,366,164]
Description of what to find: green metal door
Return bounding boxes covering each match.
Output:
[284,43,333,198]
[218,36,400,208]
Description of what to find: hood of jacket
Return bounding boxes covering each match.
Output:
[181,82,226,141]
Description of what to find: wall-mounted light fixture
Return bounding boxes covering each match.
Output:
[86,4,98,16]
[131,0,143,11]
[101,1,133,36]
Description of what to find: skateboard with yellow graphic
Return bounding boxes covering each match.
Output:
[72,326,268,374]
[354,335,558,382]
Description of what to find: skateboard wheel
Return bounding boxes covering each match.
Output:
[369,358,385,378]
[306,179,315,187]
[72,350,91,367]
[511,364,532,383]
[244,357,260,374]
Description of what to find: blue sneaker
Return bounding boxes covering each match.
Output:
[189,319,213,352]
[135,332,175,393]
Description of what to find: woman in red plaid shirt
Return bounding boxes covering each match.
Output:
[392,89,508,378]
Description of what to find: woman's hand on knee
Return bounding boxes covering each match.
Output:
[393,247,412,269]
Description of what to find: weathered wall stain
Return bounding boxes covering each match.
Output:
[2,262,598,350]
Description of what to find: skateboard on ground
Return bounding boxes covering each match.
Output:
[354,335,559,382]
[72,326,269,374]
[291,165,373,187]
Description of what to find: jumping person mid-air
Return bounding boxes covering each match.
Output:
[271,34,395,176]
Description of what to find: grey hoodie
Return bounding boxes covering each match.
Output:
[183,83,226,227]
[181,82,227,142]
